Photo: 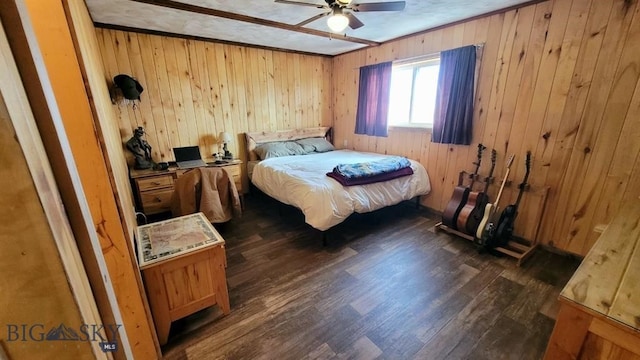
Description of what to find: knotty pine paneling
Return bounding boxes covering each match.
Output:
[332,0,640,256]
[96,28,332,165]
[64,1,160,357]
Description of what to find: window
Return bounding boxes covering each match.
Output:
[387,57,440,128]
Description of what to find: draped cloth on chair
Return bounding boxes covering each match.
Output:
[171,167,241,223]
[355,61,392,137]
[432,45,476,145]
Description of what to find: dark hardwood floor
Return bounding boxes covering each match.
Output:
[160,193,580,360]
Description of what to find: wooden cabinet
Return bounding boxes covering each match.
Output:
[135,174,175,214]
[223,163,242,194]
[136,213,230,345]
[544,196,640,360]
[131,160,243,215]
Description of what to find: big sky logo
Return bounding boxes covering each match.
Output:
[6,323,121,353]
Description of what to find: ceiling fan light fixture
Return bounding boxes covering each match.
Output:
[327,12,349,32]
[336,0,352,5]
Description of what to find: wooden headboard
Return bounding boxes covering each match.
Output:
[245,127,332,161]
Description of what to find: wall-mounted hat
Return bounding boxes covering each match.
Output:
[113,74,144,100]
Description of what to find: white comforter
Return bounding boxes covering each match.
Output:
[251,150,431,231]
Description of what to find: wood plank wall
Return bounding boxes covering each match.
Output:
[332,0,640,256]
[64,0,161,357]
[95,28,333,166]
[66,0,138,262]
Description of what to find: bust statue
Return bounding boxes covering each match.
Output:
[126,127,154,169]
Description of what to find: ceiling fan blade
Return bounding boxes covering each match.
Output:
[346,12,364,29]
[350,1,406,12]
[274,0,326,9]
[296,11,331,27]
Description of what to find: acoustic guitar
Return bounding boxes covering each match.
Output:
[486,151,531,249]
[476,154,515,244]
[442,144,485,230]
[456,145,489,232]
[459,149,497,235]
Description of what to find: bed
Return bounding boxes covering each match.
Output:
[246,127,431,233]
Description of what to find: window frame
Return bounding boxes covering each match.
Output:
[387,55,440,131]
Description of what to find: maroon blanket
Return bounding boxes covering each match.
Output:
[327,166,414,186]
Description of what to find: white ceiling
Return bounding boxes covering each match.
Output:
[86,0,534,56]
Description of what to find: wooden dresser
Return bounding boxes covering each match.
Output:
[544,196,640,359]
[130,159,243,215]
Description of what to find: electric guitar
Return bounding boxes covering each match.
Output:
[462,149,496,235]
[476,154,515,244]
[486,151,531,249]
[442,144,485,230]
[457,146,491,233]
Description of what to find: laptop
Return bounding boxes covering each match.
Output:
[173,146,207,169]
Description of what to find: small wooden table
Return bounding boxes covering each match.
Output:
[136,213,230,345]
[544,196,640,359]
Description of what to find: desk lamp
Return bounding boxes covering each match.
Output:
[219,132,233,160]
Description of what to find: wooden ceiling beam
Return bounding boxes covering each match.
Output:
[130,0,380,47]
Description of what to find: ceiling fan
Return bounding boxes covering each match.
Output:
[275,0,407,33]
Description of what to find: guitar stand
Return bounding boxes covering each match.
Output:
[435,185,549,267]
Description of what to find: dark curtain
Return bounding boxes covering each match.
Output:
[355,61,392,137]
[432,45,476,145]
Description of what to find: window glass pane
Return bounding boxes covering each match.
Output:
[411,64,440,125]
[387,58,440,128]
[387,67,413,125]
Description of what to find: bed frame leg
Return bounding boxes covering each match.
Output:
[415,196,420,209]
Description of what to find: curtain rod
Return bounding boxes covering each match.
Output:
[353,42,485,70]
[395,43,484,64]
